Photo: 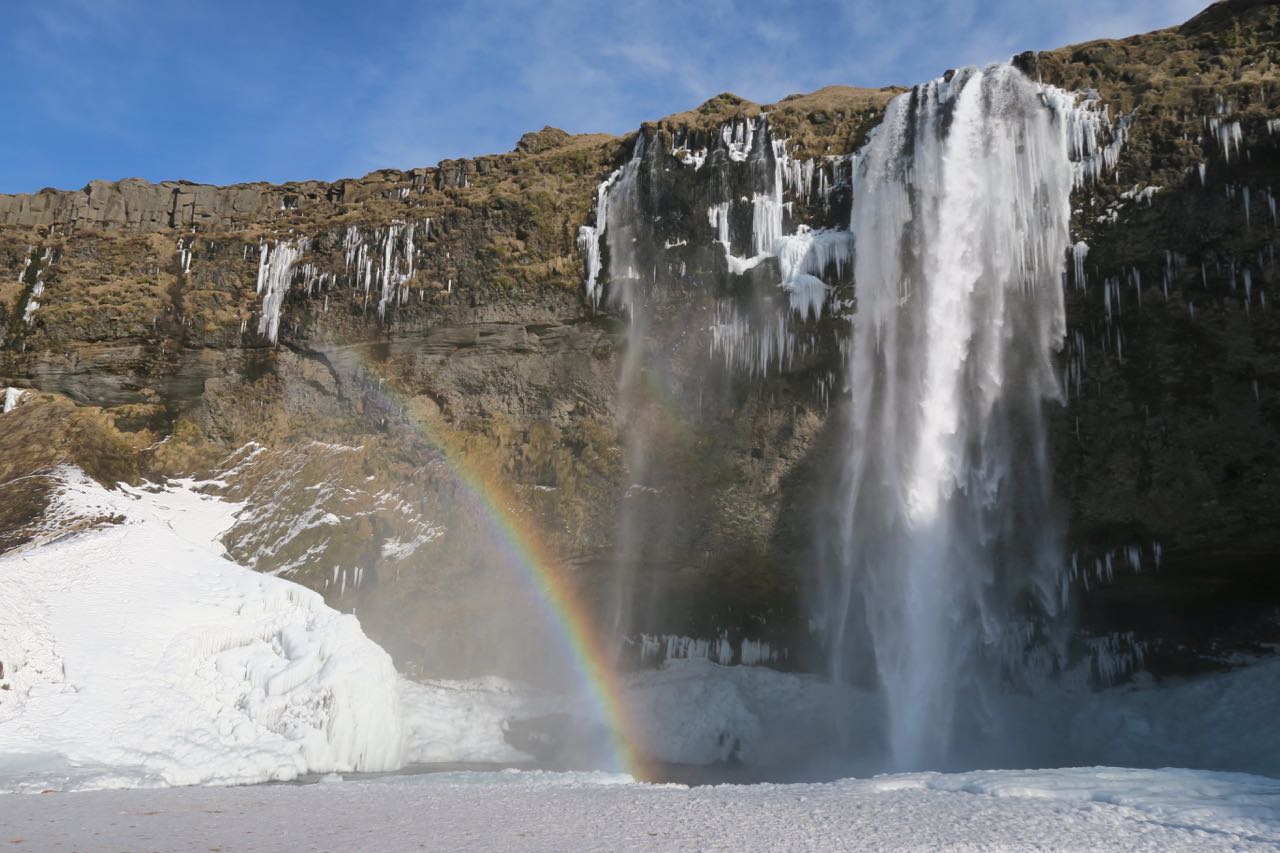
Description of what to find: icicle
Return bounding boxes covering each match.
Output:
[578,140,642,308]
[1072,241,1089,290]
[1208,116,1243,162]
[256,240,304,344]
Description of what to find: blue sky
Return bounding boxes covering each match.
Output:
[2,0,1207,194]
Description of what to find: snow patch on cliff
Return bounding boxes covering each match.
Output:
[0,469,405,793]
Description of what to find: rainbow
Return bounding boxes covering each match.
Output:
[347,354,650,779]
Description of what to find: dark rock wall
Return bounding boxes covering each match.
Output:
[1028,0,1280,673]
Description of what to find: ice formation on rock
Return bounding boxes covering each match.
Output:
[579,118,853,342]
[634,633,783,668]
[577,159,629,309]
[1072,240,1090,290]
[710,132,854,317]
[709,302,810,377]
[20,246,53,324]
[774,227,855,319]
[256,240,304,344]
[2,387,23,413]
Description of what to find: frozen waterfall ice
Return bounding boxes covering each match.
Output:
[819,64,1106,771]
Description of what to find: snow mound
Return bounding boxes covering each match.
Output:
[0,468,405,792]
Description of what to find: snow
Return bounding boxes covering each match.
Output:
[0,469,405,793]
[0,469,851,790]
[219,440,443,577]
[397,659,854,770]
[1,766,1277,851]
[1011,659,1280,778]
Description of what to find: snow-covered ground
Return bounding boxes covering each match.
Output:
[1,766,1277,851]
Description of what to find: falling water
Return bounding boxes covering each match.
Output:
[821,65,1090,771]
[598,138,651,643]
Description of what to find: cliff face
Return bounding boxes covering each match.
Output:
[1,0,1277,683]
[1025,0,1280,674]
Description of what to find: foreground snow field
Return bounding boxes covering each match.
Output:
[1,767,1278,852]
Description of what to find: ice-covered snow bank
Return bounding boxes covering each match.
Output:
[397,659,873,771]
[0,469,405,792]
[400,676,562,765]
[626,658,871,767]
[999,657,1280,778]
[430,651,1280,777]
[2,766,1277,851]
[406,654,1280,777]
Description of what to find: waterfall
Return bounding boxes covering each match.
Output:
[575,66,1113,756]
[820,65,1095,771]
[580,138,653,642]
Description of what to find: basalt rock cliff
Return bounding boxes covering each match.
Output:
[1,0,1277,685]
